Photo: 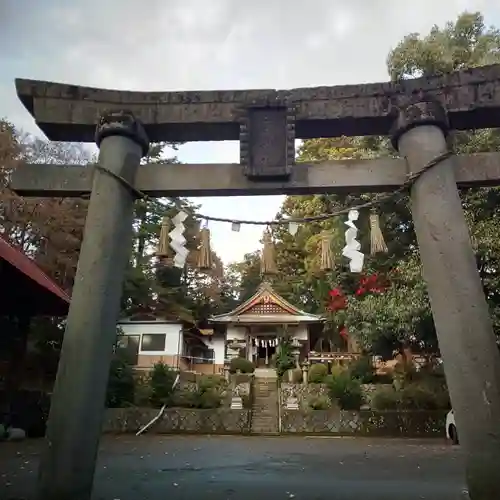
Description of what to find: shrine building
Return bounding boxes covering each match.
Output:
[210,282,323,368]
[117,281,362,374]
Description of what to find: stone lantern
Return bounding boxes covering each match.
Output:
[301,359,310,386]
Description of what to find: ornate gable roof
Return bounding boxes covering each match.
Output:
[210,282,323,324]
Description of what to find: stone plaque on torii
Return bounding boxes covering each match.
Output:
[12,65,500,500]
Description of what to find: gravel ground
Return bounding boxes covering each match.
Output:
[0,435,468,499]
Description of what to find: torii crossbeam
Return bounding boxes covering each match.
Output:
[12,65,500,500]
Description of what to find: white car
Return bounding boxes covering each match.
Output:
[446,410,459,444]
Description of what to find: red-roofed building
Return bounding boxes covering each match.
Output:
[1,235,70,433]
[0,235,70,316]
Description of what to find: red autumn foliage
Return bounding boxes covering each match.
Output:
[327,288,347,311]
[355,273,387,296]
[327,273,389,313]
[327,274,391,342]
[339,326,348,339]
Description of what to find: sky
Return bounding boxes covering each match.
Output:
[1,0,499,264]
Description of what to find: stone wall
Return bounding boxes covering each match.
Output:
[103,408,251,434]
[281,410,447,437]
[103,407,446,437]
[280,383,330,410]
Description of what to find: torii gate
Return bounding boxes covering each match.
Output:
[12,65,500,500]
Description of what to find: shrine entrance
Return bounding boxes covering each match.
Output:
[11,65,500,500]
[256,337,276,367]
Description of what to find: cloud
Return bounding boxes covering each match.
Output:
[1,0,499,263]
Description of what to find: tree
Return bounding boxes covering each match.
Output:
[264,11,500,357]
[345,257,436,359]
[1,120,92,291]
[227,251,262,302]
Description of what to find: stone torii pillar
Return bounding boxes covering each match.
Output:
[37,112,149,500]
[392,101,500,500]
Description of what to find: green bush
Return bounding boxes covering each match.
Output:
[134,374,152,406]
[229,357,255,374]
[197,389,222,409]
[372,386,400,410]
[349,356,376,384]
[372,383,450,411]
[330,365,346,378]
[275,339,296,378]
[291,368,303,384]
[308,395,331,410]
[169,387,222,409]
[373,373,393,384]
[327,373,364,410]
[167,374,224,409]
[399,383,441,410]
[148,362,177,408]
[434,387,451,410]
[308,363,328,384]
[106,356,135,408]
[198,374,224,391]
[170,389,198,408]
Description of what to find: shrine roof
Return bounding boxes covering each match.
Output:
[209,282,323,324]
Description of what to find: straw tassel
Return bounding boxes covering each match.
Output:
[156,216,171,258]
[320,230,334,271]
[261,230,277,275]
[197,227,213,270]
[369,210,388,255]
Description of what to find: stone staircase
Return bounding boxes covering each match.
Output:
[251,371,279,434]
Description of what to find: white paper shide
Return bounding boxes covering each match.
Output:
[169,210,189,268]
[342,209,364,273]
[288,221,299,236]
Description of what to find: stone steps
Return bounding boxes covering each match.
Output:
[251,376,279,434]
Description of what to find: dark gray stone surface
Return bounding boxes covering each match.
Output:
[0,435,468,499]
[11,152,500,198]
[102,408,251,434]
[281,410,447,437]
[15,64,500,142]
[397,120,500,500]
[101,407,446,437]
[35,130,146,500]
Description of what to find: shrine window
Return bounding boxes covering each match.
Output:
[140,334,166,352]
[189,347,215,364]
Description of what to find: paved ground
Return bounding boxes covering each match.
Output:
[0,435,468,499]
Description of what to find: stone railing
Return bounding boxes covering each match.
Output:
[103,408,251,434]
[281,410,447,437]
